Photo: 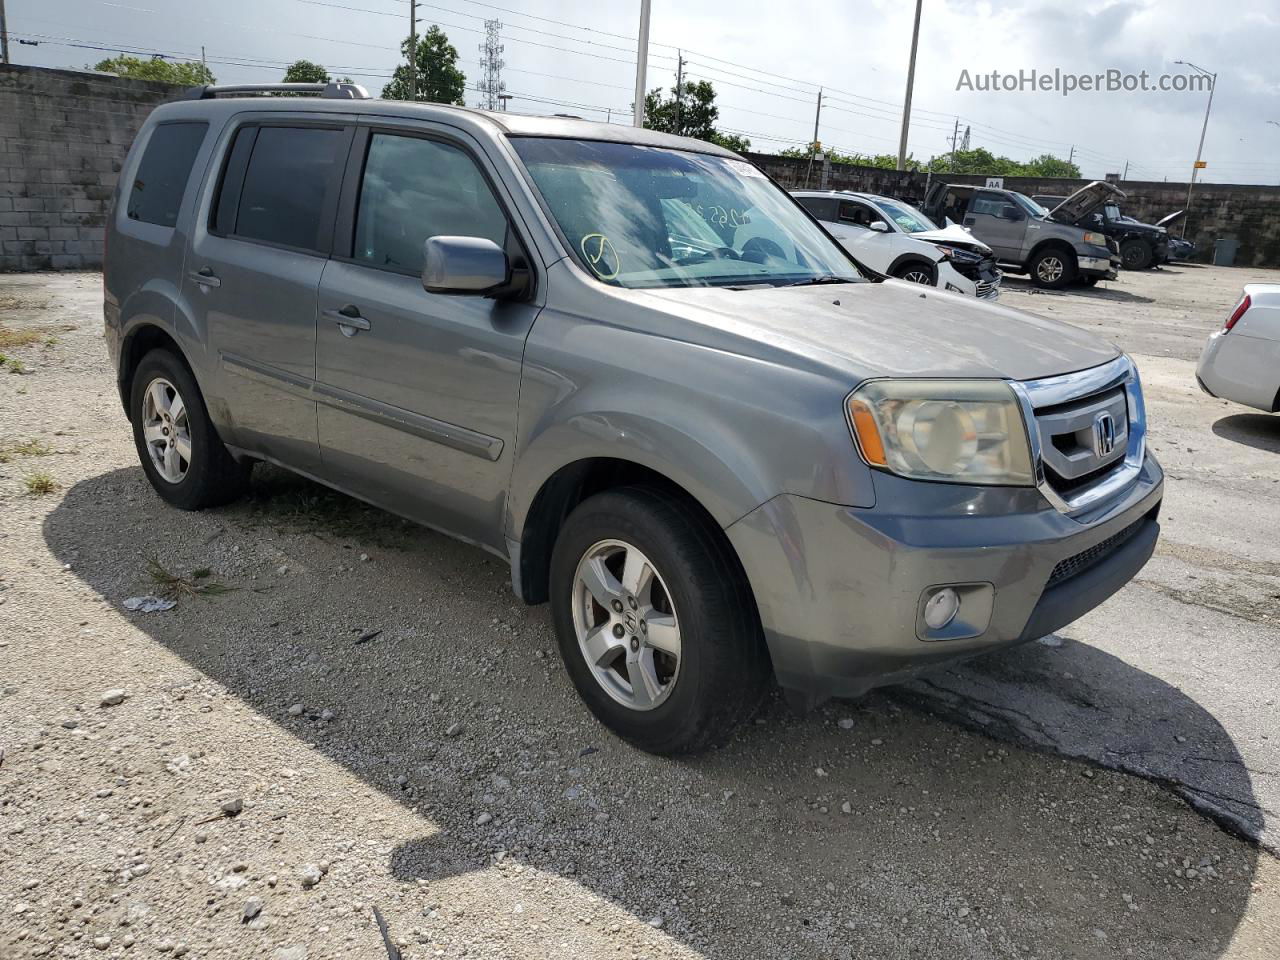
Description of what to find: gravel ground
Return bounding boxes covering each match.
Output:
[1,269,1278,960]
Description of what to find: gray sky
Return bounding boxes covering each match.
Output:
[7,0,1279,184]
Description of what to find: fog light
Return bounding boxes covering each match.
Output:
[923,587,960,630]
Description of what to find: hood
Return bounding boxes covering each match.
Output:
[1156,209,1186,228]
[908,222,993,256]
[635,280,1118,382]
[1046,181,1126,225]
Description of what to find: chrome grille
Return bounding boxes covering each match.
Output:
[1012,357,1146,517]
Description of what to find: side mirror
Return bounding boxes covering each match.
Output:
[869,220,889,233]
[423,236,509,296]
[1001,205,1024,221]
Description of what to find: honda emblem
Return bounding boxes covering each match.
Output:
[1093,411,1118,458]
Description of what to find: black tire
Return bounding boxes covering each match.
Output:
[549,485,770,754]
[1120,239,1153,270]
[1029,247,1077,289]
[130,348,250,510]
[892,261,936,286]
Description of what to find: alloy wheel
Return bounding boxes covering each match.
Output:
[1037,256,1064,283]
[140,377,192,484]
[902,269,932,284]
[571,539,681,711]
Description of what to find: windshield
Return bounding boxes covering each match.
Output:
[511,138,863,289]
[873,198,936,234]
[1103,203,1123,221]
[1011,192,1049,218]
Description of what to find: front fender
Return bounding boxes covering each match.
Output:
[507,309,876,540]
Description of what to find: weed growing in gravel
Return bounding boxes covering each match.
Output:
[0,354,27,374]
[0,439,54,463]
[146,557,237,599]
[0,325,44,350]
[23,471,56,496]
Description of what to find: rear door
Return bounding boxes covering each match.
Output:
[965,191,1025,262]
[183,118,354,474]
[313,122,540,550]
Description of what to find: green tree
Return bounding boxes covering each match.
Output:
[644,80,747,152]
[1019,153,1082,179]
[92,56,214,86]
[283,59,330,84]
[710,130,751,153]
[779,147,920,171]
[381,26,466,105]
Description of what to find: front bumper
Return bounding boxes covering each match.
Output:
[727,456,1163,703]
[939,258,1001,300]
[1078,251,1120,280]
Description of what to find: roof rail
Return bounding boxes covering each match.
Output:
[184,82,371,101]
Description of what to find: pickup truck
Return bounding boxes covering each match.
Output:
[921,181,1124,289]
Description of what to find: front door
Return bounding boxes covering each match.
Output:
[314,126,540,550]
[186,120,354,474]
[964,191,1025,262]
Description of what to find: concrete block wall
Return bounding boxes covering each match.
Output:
[0,64,184,272]
[747,152,1280,268]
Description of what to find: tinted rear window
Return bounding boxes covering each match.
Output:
[126,122,208,227]
[234,126,347,251]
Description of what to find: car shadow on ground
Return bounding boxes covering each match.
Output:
[1000,276,1157,304]
[44,466,1262,958]
[1212,412,1280,453]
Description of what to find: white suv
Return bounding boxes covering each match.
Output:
[793,190,1000,299]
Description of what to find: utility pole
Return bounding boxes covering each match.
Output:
[949,117,959,171]
[1,0,10,66]
[805,87,823,187]
[200,45,206,73]
[896,0,922,171]
[478,19,505,111]
[1067,144,1075,166]
[408,0,418,101]
[673,50,684,136]
[1175,60,1216,238]
[632,0,651,128]
[1121,159,1129,181]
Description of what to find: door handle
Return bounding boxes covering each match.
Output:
[189,267,221,288]
[323,305,371,336]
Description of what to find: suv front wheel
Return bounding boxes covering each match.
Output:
[130,348,250,510]
[549,486,770,754]
[1029,247,1077,289]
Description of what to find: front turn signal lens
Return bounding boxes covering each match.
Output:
[848,396,888,466]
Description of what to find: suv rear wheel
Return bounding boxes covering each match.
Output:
[130,349,250,510]
[1120,238,1153,270]
[1029,247,1076,289]
[549,485,770,754]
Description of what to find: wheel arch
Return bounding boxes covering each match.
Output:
[1027,237,1077,266]
[117,323,198,421]
[887,253,939,284]
[511,453,758,607]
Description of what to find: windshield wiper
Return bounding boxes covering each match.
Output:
[784,275,854,287]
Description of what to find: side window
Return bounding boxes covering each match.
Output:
[797,197,838,221]
[838,201,883,228]
[354,133,508,274]
[230,126,348,252]
[971,192,1008,217]
[126,122,208,228]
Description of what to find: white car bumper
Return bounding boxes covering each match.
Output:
[1197,330,1280,412]
[937,260,1001,300]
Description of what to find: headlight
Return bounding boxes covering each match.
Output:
[1083,231,1108,246]
[847,380,1034,485]
[933,244,983,263]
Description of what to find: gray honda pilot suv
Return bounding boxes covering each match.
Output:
[104,83,1164,754]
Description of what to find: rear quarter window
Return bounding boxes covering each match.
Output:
[126,122,208,228]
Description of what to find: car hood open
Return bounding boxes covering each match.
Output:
[1046,181,1126,225]
[636,279,1119,383]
